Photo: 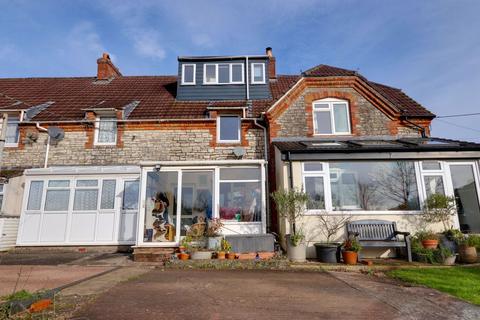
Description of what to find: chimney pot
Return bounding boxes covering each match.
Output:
[266,47,273,57]
[266,47,276,79]
[97,52,122,80]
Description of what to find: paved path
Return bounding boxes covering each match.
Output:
[75,269,480,320]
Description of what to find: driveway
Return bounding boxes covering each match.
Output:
[74,269,480,320]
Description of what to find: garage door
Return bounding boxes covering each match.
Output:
[17,176,139,245]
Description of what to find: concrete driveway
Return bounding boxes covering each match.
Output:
[75,269,480,320]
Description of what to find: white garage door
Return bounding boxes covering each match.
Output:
[17,175,139,246]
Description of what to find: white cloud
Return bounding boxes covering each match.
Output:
[66,21,105,54]
[130,29,166,60]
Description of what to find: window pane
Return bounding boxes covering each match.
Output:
[183,65,194,83]
[27,181,44,210]
[124,180,140,210]
[424,176,445,197]
[45,190,70,211]
[74,189,98,211]
[218,64,229,84]
[305,176,325,209]
[314,111,332,134]
[422,161,441,171]
[220,181,262,221]
[304,163,323,172]
[333,103,349,133]
[0,195,3,210]
[220,168,261,180]
[48,180,70,188]
[0,184,3,193]
[77,180,98,187]
[219,116,240,141]
[98,117,117,143]
[101,180,116,209]
[330,161,420,211]
[145,173,175,242]
[205,64,216,83]
[232,64,243,82]
[5,118,19,144]
[253,64,264,82]
[313,103,329,109]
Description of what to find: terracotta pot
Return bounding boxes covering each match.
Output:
[178,246,186,253]
[421,239,439,249]
[178,253,189,260]
[342,251,358,265]
[226,252,236,260]
[216,251,226,260]
[459,245,478,264]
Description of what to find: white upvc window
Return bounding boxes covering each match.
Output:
[0,183,4,212]
[5,115,20,147]
[302,162,330,212]
[251,63,266,84]
[420,161,448,198]
[181,64,196,85]
[217,115,241,143]
[203,63,245,85]
[313,98,351,135]
[95,116,117,145]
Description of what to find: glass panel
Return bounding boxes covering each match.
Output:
[450,165,480,233]
[5,118,19,144]
[220,181,262,222]
[123,180,139,210]
[73,190,98,211]
[0,184,3,193]
[219,116,240,141]
[218,64,229,84]
[314,110,332,134]
[48,180,70,188]
[422,161,441,171]
[77,180,98,187]
[424,176,445,197]
[313,103,329,109]
[305,176,325,209]
[220,168,261,181]
[333,103,349,133]
[178,171,213,237]
[0,195,3,209]
[101,180,116,209]
[232,64,243,82]
[183,65,194,83]
[145,172,177,242]
[304,163,323,172]
[97,117,117,143]
[205,64,216,83]
[45,190,70,211]
[253,64,264,82]
[330,161,420,211]
[27,181,44,210]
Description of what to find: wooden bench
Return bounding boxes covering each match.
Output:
[346,220,412,262]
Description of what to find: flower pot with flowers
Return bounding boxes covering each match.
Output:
[342,237,361,265]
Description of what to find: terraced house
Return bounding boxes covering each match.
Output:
[1,47,480,258]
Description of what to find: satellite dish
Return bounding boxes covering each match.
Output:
[47,126,65,140]
[233,147,245,158]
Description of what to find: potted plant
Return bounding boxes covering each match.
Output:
[271,188,309,262]
[342,237,361,265]
[458,235,479,264]
[206,218,224,250]
[442,228,463,253]
[439,246,456,266]
[314,214,351,263]
[416,230,440,249]
[221,239,235,259]
[422,194,456,231]
[178,236,191,260]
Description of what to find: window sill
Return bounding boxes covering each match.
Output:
[303,210,423,216]
[312,133,352,136]
[180,83,196,86]
[202,83,245,86]
[4,143,19,148]
[94,143,117,147]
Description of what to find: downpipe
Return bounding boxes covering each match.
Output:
[36,123,50,168]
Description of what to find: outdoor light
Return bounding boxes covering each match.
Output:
[155,164,161,172]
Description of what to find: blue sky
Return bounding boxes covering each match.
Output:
[1,0,480,141]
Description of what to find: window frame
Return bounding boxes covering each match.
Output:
[312,98,351,135]
[230,63,244,84]
[302,163,330,213]
[251,63,266,84]
[217,115,241,144]
[4,114,20,147]
[181,64,196,85]
[0,183,5,212]
[202,63,245,85]
[94,116,117,146]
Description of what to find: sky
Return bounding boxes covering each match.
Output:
[1,0,480,141]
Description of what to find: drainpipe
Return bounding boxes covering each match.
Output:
[286,151,294,190]
[0,114,8,176]
[36,123,50,168]
[254,117,270,231]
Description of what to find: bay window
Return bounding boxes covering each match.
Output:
[313,99,350,135]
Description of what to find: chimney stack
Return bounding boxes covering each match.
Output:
[97,53,122,80]
[266,47,276,79]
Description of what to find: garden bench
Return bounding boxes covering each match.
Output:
[346,220,412,262]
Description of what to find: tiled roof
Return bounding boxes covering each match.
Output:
[303,64,434,117]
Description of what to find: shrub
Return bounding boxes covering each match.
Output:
[411,237,443,264]
[422,194,456,231]
[415,230,439,242]
[443,229,464,244]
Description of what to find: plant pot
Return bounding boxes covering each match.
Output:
[422,239,439,249]
[208,236,223,250]
[178,253,189,260]
[314,242,340,263]
[190,251,213,260]
[216,251,226,260]
[440,235,458,253]
[443,255,456,266]
[342,251,358,265]
[459,245,477,264]
[286,235,306,262]
[178,246,186,253]
[226,252,236,260]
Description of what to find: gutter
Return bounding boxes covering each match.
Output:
[35,123,50,168]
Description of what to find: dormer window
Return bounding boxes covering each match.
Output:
[251,63,265,84]
[181,64,196,85]
[203,63,244,85]
[5,115,20,147]
[95,116,117,145]
[313,98,351,135]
